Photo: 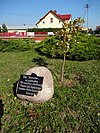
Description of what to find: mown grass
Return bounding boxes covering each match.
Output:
[0,50,100,133]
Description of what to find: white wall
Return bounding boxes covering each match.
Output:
[27,32,34,37]
[8,29,26,32]
[37,12,64,28]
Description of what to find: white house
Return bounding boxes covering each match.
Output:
[36,10,72,28]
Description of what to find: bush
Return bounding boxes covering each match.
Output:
[68,34,100,61]
[36,33,100,61]
[0,39,35,52]
[27,28,61,32]
[35,36,65,58]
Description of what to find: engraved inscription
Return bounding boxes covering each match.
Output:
[17,73,44,96]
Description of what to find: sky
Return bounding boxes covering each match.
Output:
[0,0,100,29]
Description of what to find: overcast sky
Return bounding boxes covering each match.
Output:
[0,0,100,29]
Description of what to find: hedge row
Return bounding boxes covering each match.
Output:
[0,33,100,61]
[27,28,61,32]
[35,33,100,61]
[0,39,35,52]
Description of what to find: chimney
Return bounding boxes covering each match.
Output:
[54,10,57,14]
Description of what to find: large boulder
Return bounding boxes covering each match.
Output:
[16,67,54,103]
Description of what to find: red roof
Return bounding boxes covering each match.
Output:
[58,14,71,21]
[36,10,72,25]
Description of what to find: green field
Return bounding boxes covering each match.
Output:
[0,50,100,133]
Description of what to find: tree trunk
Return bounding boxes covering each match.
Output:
[61,53,66,83]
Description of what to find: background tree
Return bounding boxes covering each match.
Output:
[2,23,8,32]
[95,26,100,34]
[0,27,1,33]
[55,17,84,83]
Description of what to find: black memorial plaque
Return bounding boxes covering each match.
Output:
[0,99,4,118]
[17,73,44,96]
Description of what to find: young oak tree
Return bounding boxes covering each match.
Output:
[55,17,84,83]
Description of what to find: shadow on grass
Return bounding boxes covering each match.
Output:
[32,57,48,67]
[12,57,48,98]
[13,81,18,97]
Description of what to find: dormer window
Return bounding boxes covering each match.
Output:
[50,18,53,23]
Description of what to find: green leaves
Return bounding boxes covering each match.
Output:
[36,33,100,61]
[0,39,35,52]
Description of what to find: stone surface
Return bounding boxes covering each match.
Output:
[16,66,54,103]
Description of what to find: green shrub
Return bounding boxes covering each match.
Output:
[36,33,100,61]
[68,34,100,61]
[27,28,61,32]
[35,36,63,58]
[0,39,35,52]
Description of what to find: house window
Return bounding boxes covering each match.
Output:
[43,21,45,24]
[50,18,53,23]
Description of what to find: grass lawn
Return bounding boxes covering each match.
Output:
[0,50,100,133]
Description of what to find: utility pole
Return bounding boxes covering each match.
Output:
[85,3,90,33]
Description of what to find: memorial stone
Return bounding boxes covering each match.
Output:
[16,67,54,103]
